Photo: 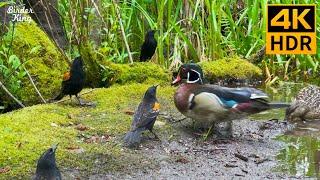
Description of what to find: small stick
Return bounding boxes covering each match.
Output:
[0,81,25,108]
[52,89,95,104]
[235,153,249,162]
[23,66,46,103]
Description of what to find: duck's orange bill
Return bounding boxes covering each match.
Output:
[153,102,160,111]
[63,72,71,81]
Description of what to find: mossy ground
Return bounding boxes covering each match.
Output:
[0,83,176,179]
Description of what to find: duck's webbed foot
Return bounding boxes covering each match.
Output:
[204,121,233,140]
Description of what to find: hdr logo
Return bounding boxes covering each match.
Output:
[266,5,316,54]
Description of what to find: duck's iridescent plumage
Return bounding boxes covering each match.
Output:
[172,63,289,128]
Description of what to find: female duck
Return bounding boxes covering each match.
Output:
[285,85,320,122]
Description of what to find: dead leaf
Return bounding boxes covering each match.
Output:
[84,134,110,144]
[75,124,89,131]
[0,166,10,174]
[66,146,85,154]
[176,156,189,164]
[123,109,134,115]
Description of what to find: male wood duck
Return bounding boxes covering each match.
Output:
[172,63,289,135]
[285,85,320,122]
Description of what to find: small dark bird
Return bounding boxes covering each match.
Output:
[285,85,320,122]
[140,30,157,61]
[54,56,85,105]
[124,85,160,147]
[34,144,61,180]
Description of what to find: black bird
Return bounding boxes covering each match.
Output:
[140,30,157,61]
[34,144,61,180]
[124,85,160,147]
[54,56,86,105]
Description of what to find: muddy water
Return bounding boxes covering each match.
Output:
[259,83,320,178]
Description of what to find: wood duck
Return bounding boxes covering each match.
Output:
[172,63,289,135]
[285,85,320,122]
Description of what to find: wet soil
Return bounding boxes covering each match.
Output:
[65,115,299,179]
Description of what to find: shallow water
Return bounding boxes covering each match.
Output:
[256,83,320,178]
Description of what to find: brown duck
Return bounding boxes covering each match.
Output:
[286,85,320,122]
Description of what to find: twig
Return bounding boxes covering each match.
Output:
[113,0,133,64]
[52,89,95,104]
[0,81,25,108]
[234,152,249,162]
[23,66,46,103]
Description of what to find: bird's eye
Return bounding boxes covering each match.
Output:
[49,148,53,153]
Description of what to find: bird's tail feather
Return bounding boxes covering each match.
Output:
[269,102,290,109]
[123,129,143,148]
[53,92,64,101]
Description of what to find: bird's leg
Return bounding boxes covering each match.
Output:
[203,122,233,140]
[75,94,96,107]
[75,94,85,106]
[149,129,160,140]
[223,121,233,138]
[214,122,233,139]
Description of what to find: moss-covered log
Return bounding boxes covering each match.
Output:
[8,22,68,105]
[199,56,262,83]
[101,62,170,86]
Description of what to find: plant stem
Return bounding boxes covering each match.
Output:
[0,81,25,108]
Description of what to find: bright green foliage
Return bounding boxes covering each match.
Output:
[0,84,176,178]
[57,0,319,78]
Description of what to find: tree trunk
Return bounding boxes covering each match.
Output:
[0,5,10,36]
[23,0,68,50]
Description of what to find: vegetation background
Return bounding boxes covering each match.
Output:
[0,0,319,109]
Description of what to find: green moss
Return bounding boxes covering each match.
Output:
[101,62,170,86]
[10,22,68,105]
[199,56,262,82]
[0,84,176,178]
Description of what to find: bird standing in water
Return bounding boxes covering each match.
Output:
[34,144,61,180]
[172,63,289,137]
[54,56,86,105]
[140,30,157,61]
[285,85,320,122]
[124,85,160,147]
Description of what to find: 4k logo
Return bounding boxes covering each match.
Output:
[266,5,316,54]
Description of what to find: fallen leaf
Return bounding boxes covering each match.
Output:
[123,109,134,115]
[84,134,110,144]
[75,124,89,131]
[176,156,189,164]
[66,146,85,154]
[0,166,10,174]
